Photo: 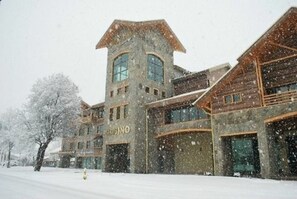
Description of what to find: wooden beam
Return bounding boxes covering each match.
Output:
[264,111,297,123]
[220,131,257,137]
[255,58,265,106]
[155,128,212,138]
[269,41,297,53]
[260,54,297,66]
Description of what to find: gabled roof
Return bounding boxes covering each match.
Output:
[194,7,297,108]
[96,19,186,53]
[238,7,297,62]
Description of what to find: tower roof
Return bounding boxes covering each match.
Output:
[96,19,186,53]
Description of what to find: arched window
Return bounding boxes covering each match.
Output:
[113,53,128,82]
[147,54,164,84]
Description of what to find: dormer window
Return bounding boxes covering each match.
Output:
[113,53,128,82]
[147,54,164,84]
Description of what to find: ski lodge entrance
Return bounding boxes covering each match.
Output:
[105,144,130,173]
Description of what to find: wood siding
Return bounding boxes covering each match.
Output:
[173,74,208,95]
[262,56,297,90]
[212,64,261,114]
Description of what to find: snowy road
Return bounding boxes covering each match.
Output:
[0,172,119,199]
[0,167,297,199]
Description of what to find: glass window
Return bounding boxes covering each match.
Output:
[97,107,104,118]
[86,141,91,149]
[166,106,207,124]
[224,95,232,104]
[113,53,129,82]
[154,89,159,96]
[233,93,241,103]
[147,54,164,84]
[109,108,113,121]
[124,105,128,118]
[86,126,91,135]
[116,106,121,120]
[78,142,84,149]
[69,143,74,150]
[97,125,103,134]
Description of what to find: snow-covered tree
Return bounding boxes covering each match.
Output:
[0,108,23,168]
[25,74,80,171]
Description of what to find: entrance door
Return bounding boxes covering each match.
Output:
[106,144,129,173]
[231,137,260,176]
[287,136,297,174]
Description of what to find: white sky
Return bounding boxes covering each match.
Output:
[0,0,296,113]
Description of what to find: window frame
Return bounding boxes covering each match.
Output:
[147,54,164,84]
[223,93,242,105]
[112,53,129,83]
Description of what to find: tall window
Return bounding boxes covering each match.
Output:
[116,106,121,120]
[147,54,164,84]
[109,108,114,121]
[113,53,128,82]
[124,104,128,118]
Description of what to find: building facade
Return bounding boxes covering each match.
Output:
[59,7,297,179]
[195,7,297,179]
[59,101,104,169]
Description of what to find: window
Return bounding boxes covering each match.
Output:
[79,128,84,136]
[165,106,208,124]
[77,142,84,149]
[110,91,113,97]
[117,88,122,95]
[97,107,104,119]
[233,93,241,103]
[113,53,128,82]
[86,126,91,135]
[116,106,121,120]
[145,87,150,93]
[224,93,242,104]
[69,143,74,150]
[97,125,103,134]
[153,89,159,96]
[224,95,232,104]
[267,82,297,94]
[86,141,91,149]
[147,54,164,83]
[109,108,114,121]
[162,91,166,98]
[124,86,129,93]
[94,136,103,148]
[124,104,128,118]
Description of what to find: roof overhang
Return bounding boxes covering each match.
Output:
[96,19,186,53]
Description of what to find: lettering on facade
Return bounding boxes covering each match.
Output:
[106,126,130,135]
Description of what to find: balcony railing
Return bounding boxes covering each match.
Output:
[264,90,297,106]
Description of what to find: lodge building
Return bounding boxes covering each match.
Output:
[59,7,297,179]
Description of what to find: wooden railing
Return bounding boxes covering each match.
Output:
[264,90,297,106]
[80,116,91,123]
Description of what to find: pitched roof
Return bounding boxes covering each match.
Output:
[96,19,186,53]
[238,7,297,62]
[194,7,297,108]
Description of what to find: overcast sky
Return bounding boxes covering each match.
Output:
[0,0,296,114]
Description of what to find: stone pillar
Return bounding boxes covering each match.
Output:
[257,122,272,178]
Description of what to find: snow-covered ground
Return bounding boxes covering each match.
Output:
[0,167,296,199]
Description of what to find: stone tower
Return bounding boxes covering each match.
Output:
[96,20,185,173]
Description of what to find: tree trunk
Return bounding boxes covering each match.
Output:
[7,148,11,168]
[7,142,13,168]
[34,142,49,171]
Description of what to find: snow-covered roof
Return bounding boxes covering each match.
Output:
[96,19,186,53]
[147,89,207,108]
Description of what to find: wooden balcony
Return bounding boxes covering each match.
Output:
[80,116,92,123]
[264,90,297,106]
